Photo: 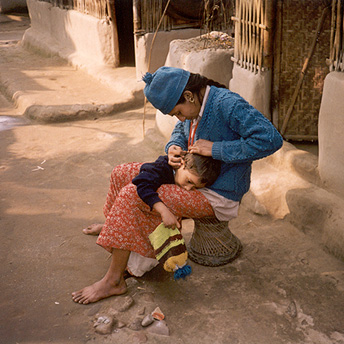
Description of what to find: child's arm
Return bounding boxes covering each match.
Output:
[132,156,174,210]
[153,202,181,229]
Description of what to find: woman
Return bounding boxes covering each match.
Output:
[72,67,283,305]
[144,66,283,221]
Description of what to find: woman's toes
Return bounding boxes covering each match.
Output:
[82,224,103,236]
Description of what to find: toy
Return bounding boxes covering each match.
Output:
[149,223,192,280]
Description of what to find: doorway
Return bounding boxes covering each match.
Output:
[114,0,135,66]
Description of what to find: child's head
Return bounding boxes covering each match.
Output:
[174,153,221,191]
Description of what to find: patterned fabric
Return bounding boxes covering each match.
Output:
[96,162,214,258]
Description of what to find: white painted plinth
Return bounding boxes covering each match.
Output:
[318,71,344,198]
[229,63,272,120]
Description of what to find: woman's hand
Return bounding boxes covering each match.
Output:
[167,145,187,168]
[188,139,213,156]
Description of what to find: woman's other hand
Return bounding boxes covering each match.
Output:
[167,145,187,168]
[188,139,213,156]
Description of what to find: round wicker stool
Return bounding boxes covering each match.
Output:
[188,217,242,267]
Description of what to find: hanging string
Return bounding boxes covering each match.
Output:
[188,121,200,148]
[143,0,171,137]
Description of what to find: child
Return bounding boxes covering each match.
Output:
[128,153,221,277]
[132,153,221,230]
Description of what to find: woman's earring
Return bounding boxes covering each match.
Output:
[188,97,194,103]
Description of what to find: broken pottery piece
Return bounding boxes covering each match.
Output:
[118,295,134,312]
[137,306,146,315]
[128,316,143,331]
[93,315,114,335]
[146,320,170,336]
[141,314,154,327]
[126,277,140,289]
[116,320,126,329]
[286,300,298,318]
[151,306,165,320]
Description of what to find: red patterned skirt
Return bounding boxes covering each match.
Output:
[96,162,214,258]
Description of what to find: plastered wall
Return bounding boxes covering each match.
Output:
[134,29,200,79]
[229,64,272,120]
[23,0,116,68]
[318,71,344,198]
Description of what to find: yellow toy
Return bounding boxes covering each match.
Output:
[149,223,192,280]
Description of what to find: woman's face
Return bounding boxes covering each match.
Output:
[168,91,201,121]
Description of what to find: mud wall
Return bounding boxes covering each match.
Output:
[318,71,344,198]
[229,64,272,120]
[23,0,116,68]
[134,29,200,79]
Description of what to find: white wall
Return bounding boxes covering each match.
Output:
[24,0,203,82]
[166,38,234,87]
[318,71,344,198]
[23,0,116,68]
[134,29,200,79]
[229,64,272,120]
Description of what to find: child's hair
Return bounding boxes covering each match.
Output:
[177,72,227,105]
[184,153,221,186]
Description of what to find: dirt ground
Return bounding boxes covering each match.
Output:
[1,11,344,344]
[1,107,344,344]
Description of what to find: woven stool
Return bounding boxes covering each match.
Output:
[188,216,242,267]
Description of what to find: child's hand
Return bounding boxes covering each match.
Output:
[167,145,187,168]
[161,209,181,229]
[153,201,181,229]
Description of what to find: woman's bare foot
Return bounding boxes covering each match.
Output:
[72,276,127,304]
[82,223,103,236]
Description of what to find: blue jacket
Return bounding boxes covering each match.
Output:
[165,86,283,201]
